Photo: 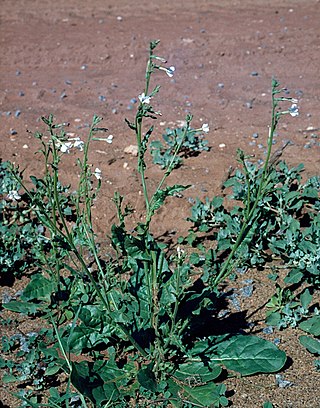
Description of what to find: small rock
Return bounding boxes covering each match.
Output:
[112,108,118,114]
[18,91,25,97]
[10,129,17,135]
[130,98,138,104]
[250,71,259,76]
[80,64,88,70]
[117,16,123,21]
[6,111,11,116]
[275,374,293,388]
[217,82,224,89]
[16,70,21,76]
[99,95,106,102]
[219,143,226,148]
[60,91,67,99]
[65,79,72,85]
[124,145,138,156]
[15,110,21,118]
[252,132,259,138]
[22,144,28,149]
[262,326,273,334]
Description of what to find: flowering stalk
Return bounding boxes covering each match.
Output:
[212,79,299,287]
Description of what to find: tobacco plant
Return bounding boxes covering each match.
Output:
[2,40,316,407]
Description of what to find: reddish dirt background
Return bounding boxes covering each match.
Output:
[1,0,320,407]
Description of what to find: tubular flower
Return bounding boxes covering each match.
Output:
[94,168,102,180]
[289,104,299,117]
[159,65,175,78]
[138,92,151,104]
[201,123,210,133]
[7,190,21,201]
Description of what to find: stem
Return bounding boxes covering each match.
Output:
[212,84,278,287]
[146,116,192,226]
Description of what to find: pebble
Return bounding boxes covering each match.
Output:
[245,100,253,109]
[80,64,88,70]
[16,70,21,76]
[240,285,254,298]
[262,326,274,334]
[117,16,123,21]
[250,71,259,76]
[22,144,28,149]
[19,91,25,97]
[60,91,67,99]
[252,132,259,139]
[219,143,226,148]
[130,98,138,104]
[275,374,293,388]
[124,145,138,156]
[15,110,21,118]
[217,82,224,89]
[10,129,17,135]
[258,143,264,149]
[6,111,11,116]
[112,108,118,114]
[99,95,106,102]
[65,79,72,85]
[273,338,281,345]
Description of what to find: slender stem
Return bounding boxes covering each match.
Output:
[212,86,278,287]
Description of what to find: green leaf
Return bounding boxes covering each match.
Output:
[299,316,320,337]
[21,274,55,301]
[137,364,157,392]
[181,382,224,407]
[263,401,274,408]
[213,335,286,375]
[284,268,304,285]
[300,289,313,310]
[175,361,221,384]
[2,373,17,383]
[3,300,40,315]
[299,335,320,355]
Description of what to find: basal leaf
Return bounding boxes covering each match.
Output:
[181,382,223,407]
[3,300,40,315]
[137,364,157,392]
[213,335,286,376]
[299,335,320,355]
[299,316,320,337]
[21,274,55,301]
[175,361,222,383]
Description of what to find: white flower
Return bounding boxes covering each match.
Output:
[159,65,175,78]
[7,190,21,201]
[106,135,113,144]
[201,123,210,133]
[59,141,73,153]
[138,92,151,104]
[73,139,85,151]
[94,168,102,180]
[289,104,299,117]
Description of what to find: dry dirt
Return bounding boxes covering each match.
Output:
[1,0,320,407]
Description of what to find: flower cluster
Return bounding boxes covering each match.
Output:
[56,137,84,153]
[6,190,21,201]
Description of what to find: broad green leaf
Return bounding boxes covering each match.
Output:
[3,300,40,315]
[175,361,221,383]
[181,382,224,407]
[263,402,274,408]
[299,316,320,337]
[21,274,55,301]
[2,373,17,383]
[71,361,115,404]
[213,335,286,375]
[299,335,320,355]
[137,364,157,392]
[300,289,312,310]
